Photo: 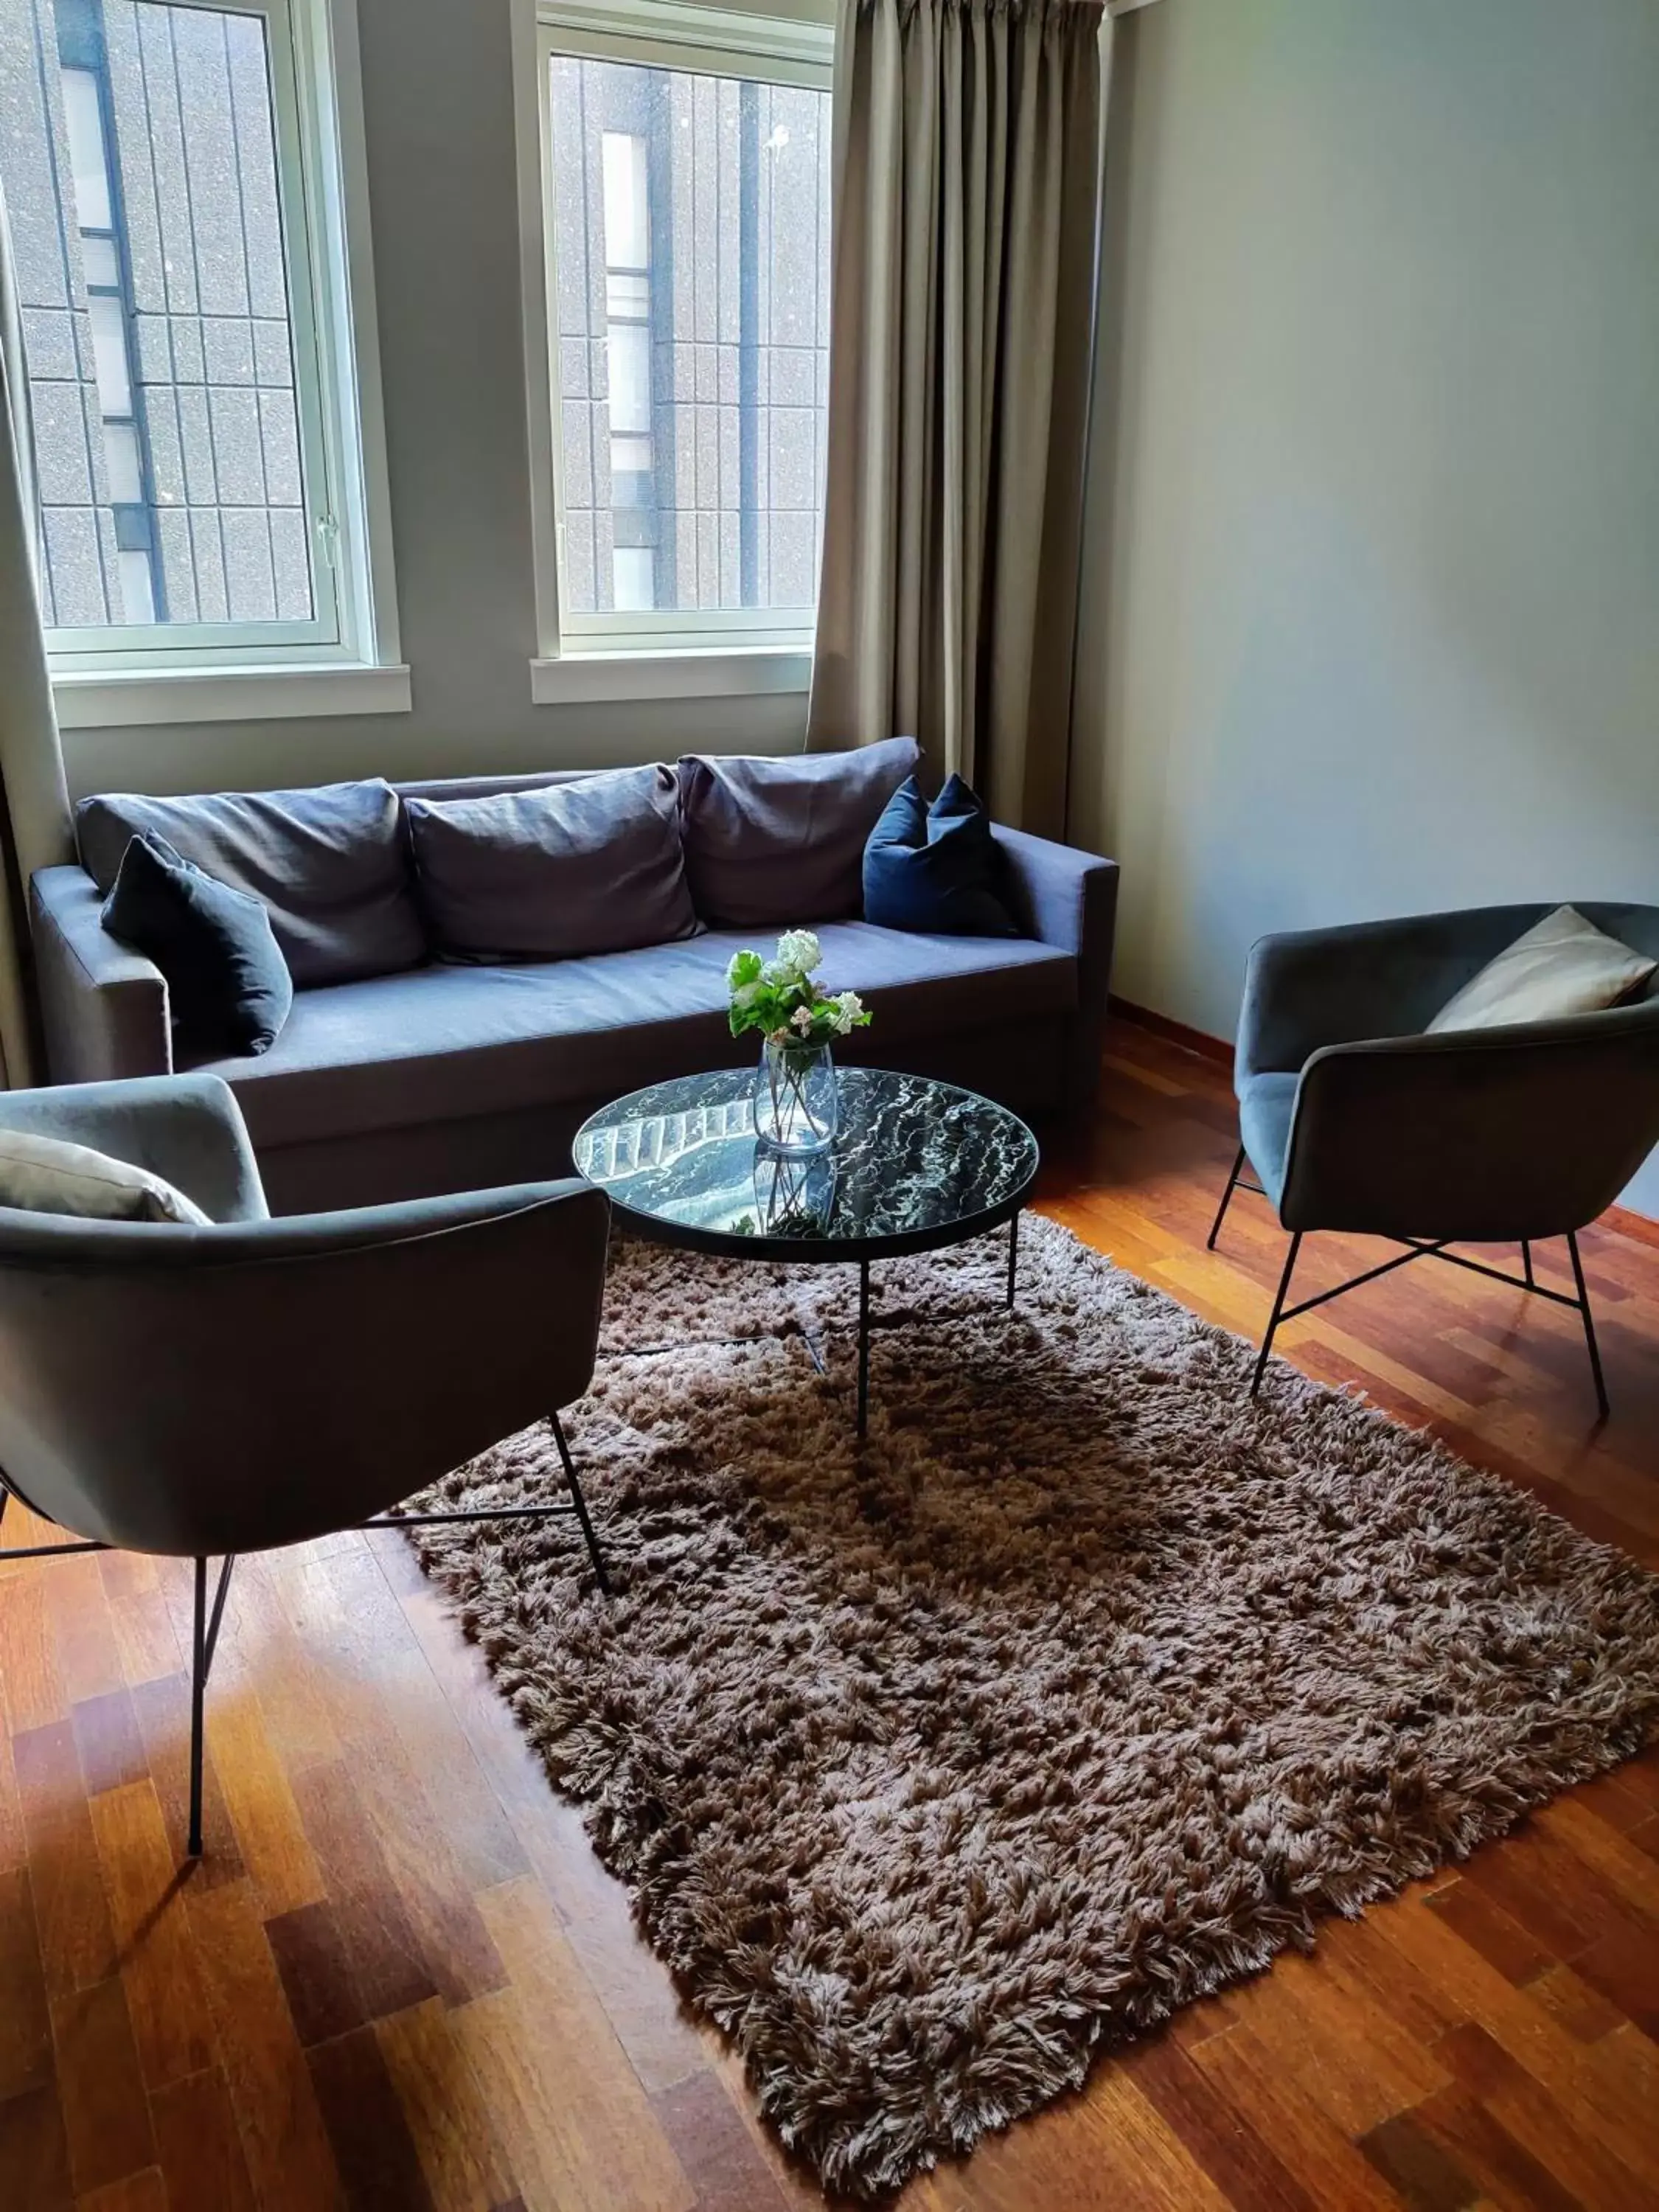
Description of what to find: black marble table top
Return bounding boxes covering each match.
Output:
[573,1067,1039,1261]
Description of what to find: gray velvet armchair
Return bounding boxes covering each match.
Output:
[1209,902,1659,1416]
[0,1074,613,1857]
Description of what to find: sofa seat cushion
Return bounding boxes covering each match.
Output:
[188,924,1077,1151]
[1239,1071,1300,1209]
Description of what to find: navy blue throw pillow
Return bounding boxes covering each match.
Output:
[862,773,1020,936]
[102,832,293,1057]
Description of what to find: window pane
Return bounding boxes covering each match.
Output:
[549,55,831,619]
[60,68,113,230]
[0,0,317,633]
[103,419,143,502]
[82,233,119,288]
[612,546,654,612]
[87,291,132,416]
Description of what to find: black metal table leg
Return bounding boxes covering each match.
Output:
[857,1258,871,1439]
[1006,1211,1020,1308]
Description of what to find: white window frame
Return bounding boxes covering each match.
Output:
[36,0,407,726]
[517,0,834,695]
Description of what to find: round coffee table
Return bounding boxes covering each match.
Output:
[572,1066,1039,1434]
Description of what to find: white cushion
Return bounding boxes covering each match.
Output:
[1427,905,1656,1034]
[0,1130,212,1225]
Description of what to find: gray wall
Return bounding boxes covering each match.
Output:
[60,0,809,802]
[1073,0,1659,1210]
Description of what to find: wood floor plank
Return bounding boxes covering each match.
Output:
[459,1877,695,2212]
[192,1680,324,1920]
[70,1693,147,1804]
[1404,2083,1584,2212]
[147,2067,257,2212]
[184,1877,345,2212]
[41,1555,124,1712]
[74,2168,168,2212]
[1118,2028,1326,2212]
[648,2065,796,2212]
[285,1758,440,2023]
[0,2079,74,2211]
[1377,1907,1659,2197]
[1,1572,69,1736]
[12,1722,117,2001]
[307,2022,439,2212]
[0,1863,53,2103]
[48,1977,154,2199]
[1183,2018,1411,2210]
[1433,2023,1649,2212]
[86,1783,216,2093]
[374,1996,518,2212]
[95,1554,182,1694]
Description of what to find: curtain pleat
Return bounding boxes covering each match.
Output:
[807,0,1103,837]
[0,178,74,1091]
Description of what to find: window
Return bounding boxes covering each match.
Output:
[0,0,398,694]
[528,0,834,657]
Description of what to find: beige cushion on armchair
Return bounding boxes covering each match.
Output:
[1427,905,1656,1034]
[0,1130,211,1225]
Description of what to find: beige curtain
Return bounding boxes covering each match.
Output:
[807,0,1102,836]
[0,178,74,1089]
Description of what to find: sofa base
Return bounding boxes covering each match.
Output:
[255,1018,1074,1215]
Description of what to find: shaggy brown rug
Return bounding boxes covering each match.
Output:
[409,1217,1659,2199]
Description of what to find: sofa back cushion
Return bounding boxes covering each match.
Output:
[404,765,699,962]
[76,780,426,989]
[676,738,919,928]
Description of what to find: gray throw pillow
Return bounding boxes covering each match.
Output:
[677,738,921,928]
[76,779,426,989]
[403,764,700,962]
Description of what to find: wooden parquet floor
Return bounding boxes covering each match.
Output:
[2,1015,1657,2211]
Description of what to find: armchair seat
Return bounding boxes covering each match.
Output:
[1211,901,1659,1419]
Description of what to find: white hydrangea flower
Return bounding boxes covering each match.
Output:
[773,928,822,977]
[830,989,864,1035]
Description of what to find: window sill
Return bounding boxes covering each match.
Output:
[530,646,812,706]
[50,662,413,730]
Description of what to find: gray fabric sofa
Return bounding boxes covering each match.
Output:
[32,762,1118,1214]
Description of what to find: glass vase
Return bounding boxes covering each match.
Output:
[754,1037,838,1157]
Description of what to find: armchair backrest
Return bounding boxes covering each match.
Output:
[0,1181,611,1557]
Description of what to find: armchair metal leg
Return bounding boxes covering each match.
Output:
[550,1411,611,1597]
[187,1554,236,1859]
[1565,1231,1610,1423]
[1208,1147,1247,1251]
[1251,1233,1304,1397]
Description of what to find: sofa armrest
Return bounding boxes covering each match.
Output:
[30,865,172,1085]
[991,827,1119,1115]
